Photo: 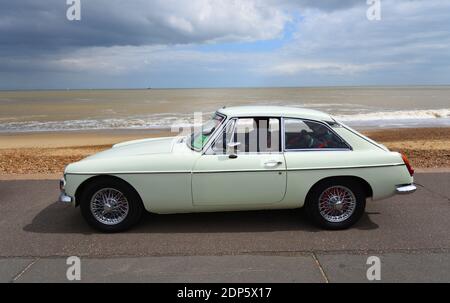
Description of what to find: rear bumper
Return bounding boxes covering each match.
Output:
[396,184,417,194]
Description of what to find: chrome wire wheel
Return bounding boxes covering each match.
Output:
[90,188,129,225]
[318,185,356,223]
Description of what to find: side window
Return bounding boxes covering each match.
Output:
[209,119,236,154]
[234,118,257,153]
[284,118,349,150]
[233,118,280,153]
[262,118,280,152]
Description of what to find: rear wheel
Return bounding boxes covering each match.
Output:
[80,178,143,232]
[305,179,366,230]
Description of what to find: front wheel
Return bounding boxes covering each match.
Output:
[80,178,143,232]
[305,180,366,230]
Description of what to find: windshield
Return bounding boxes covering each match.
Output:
[187,113,225,151]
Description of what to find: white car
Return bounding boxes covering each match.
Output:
[60,106,416,232]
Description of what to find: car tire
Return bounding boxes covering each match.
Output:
[79,178,144,232]
[305,179,366,230]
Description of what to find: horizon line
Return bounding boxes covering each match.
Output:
[1,84,450,92]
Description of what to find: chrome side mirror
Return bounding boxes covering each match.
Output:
[226,142,241,158]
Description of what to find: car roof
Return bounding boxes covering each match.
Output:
[217,106,335,122]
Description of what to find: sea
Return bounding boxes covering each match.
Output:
[0,86,449,132]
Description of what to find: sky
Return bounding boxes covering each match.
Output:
[0,0,449,89]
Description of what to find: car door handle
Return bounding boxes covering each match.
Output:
[264,160,283,167]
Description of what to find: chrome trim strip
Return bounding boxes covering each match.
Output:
[281,116,286,153]
[284,148,351,152]
[65,163,404,175]
[207,151,284,155]
[66,171,191,175]
[286,163,405,171]
[155,163,402,174]
[193,169,285,174]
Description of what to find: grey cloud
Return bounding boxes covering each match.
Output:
[0,0,366,52]
[0,0,449,89]
[261,0,450,85]
[271,0,364,11]
[0,0,288,51]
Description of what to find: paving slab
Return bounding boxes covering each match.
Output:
[415,173,450,199]
[0,258,35,283]
[15,255,324,283]
[316,252,450,283]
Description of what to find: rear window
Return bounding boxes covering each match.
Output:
[284,118,349,150]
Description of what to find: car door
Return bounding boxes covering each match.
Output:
[192,117,287,206]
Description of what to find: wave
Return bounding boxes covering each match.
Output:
[0,112,207,132]
[0,109,449,132]
[335,109,450,121]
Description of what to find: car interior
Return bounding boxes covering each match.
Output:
[285,119,348,149]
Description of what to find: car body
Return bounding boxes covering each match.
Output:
[59,106,416,232]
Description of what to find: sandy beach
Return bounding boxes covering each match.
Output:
[362,127,450,169]
[0,127,449,179]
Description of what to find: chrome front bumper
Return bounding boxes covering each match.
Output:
[59,192,72,203]
[396,184,417,194]
[59,177,73,204]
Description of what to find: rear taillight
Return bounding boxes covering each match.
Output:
[401,153,414,176]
